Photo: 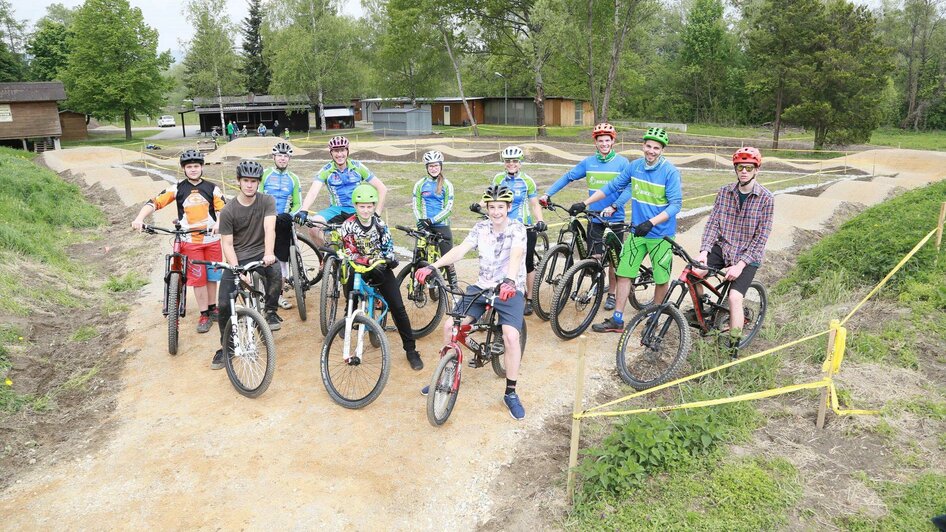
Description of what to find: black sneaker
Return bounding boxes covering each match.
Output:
[266,311,282,331]
[211,349,224,370]
[407,350,424,371]
[524,299,533,316]
[603,293,617,311]
[591,317,624,333]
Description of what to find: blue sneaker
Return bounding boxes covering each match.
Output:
[421,385,429,396]
[503,392,525,420]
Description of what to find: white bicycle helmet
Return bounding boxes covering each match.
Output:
[272,142,293,156]
[501,145,524,161]
[423,150,444,165]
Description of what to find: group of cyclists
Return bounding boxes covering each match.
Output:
[132,124,774,421]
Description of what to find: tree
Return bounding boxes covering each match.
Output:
[677,0,735,123]
[60,0,172,140]
[265,0,363,132]
[0,39,19,81]
[41,3,79,27]
[26,20,71,81]
[241,0,270,94]
[0,1,26,54]
[744,0,825,148]
[782,0,893,148]
[372,0,450,104]
[182,0,244,131]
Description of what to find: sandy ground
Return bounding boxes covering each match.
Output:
[3,144,945,528]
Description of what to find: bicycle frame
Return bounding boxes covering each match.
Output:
[652,239,731,335]
[339,259,389,364]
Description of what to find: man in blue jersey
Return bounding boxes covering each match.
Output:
[569,128,683,333]
[538,123,632,311]
[294,135,388,247]
[261,141,303,310]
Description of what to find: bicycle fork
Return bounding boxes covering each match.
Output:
[341,297,366,365]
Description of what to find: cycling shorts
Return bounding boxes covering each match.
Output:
[318,205,355,224]
[181,241,223,286]
[616,236,673,285]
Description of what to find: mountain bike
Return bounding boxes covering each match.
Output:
[320,251,392,409]
[142,222,211,356]
[421,272,528,427]
[615,236,768,390]
[313,221,345,336]
[549,218,655,340]
[533,202,653,322]
[287,219,323,321]
[193,260,276,398]
[394,225,451,338]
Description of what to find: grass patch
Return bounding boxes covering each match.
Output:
[61,130,156,148]
[568,458,800,531]
[70,326,99,342]
[839,474,946,531]
[868,127,946,151]
[104,272,148,293]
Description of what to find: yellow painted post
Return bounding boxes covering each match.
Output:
[566,335,588,506]
[816,319,840,429]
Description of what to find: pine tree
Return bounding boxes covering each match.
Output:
[241,0,270,95]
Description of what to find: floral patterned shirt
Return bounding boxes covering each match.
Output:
[462,220,527,292]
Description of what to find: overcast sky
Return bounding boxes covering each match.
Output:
[17,0,366,59]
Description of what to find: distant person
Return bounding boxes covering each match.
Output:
[294,136,388,248]
[131,149,225,334]
[241,125,248,137]
[691,147,774,358]
[273,120,281,137]
[226,121,234,141]
[283,128,290,141]
[257,123,267,136]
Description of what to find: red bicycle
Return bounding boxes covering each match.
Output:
[420,272,527,426]
[142,222,211,355]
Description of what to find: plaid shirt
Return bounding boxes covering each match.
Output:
[700,181,774,266]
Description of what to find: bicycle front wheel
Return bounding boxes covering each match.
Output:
[223,307,276,398]
[629,266,656,310]
[550,258,605,340]
[427,350,461,426]
[167,272,182,356]
[396,260,445,338]
[289,244,307,321]
[319,255,343,336]
[616,305,691,390]
[531,244,571,322]
[321,314,391,409]
[713,282,768,348]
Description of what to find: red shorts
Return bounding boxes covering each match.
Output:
[181,241,223,287]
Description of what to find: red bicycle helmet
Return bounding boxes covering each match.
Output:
[732,147,762,167]
[327,136,350,150]
[592,122,616,140]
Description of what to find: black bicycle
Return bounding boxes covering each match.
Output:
[615,236,768,390]
[394,225,450,338]
[193,260,277,398]
[287,219,324,321]
[142,222,210,355]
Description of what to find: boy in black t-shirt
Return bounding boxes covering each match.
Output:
[212,160,282,370]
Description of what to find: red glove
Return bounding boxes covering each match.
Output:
[498,278,517,301]
[354,254,370,266]
[414,266,434,285]
[538,195,550,208]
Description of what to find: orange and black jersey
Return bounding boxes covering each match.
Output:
[146,179,226,244]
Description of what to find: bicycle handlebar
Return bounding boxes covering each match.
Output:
[142,223,211,236]
[395,225,446,243]
[192,260,266,275]
[660,236,723,276]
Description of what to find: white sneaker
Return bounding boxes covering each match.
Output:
[278,295,293,309]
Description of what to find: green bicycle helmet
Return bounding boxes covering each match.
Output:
[642,127,669,147]
[351,183,379,204]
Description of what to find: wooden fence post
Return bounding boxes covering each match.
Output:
[816,320,839,429]
[935,202,946,256]
[566,335,588,506]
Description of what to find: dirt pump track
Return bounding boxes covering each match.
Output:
[2,140,946,528]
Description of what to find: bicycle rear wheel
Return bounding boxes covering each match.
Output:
[396,260,445,338]
[534,231,549,262]
[297,234,324,286]
[319,255,343,336]
[167,272,182,356]
[616,305,691,390]
[427,349,461,426]
[550,258,604,340]
[531,244,571,321]
[223,307,276,398]
[629,266,656,310]
[712,282,768,348]
[489,317,527,378]
[289,244,307,321]
[321,314,391,409]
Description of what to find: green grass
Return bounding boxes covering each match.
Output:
[839,474,946,531]
[868,127,946,151]
[62,130,157,148]
[104,272,148,293]
[70,325,99,342]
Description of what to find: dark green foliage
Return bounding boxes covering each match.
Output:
[26,20,71,81]
[240,0,270,94]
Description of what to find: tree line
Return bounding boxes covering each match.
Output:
[4,0,946,146]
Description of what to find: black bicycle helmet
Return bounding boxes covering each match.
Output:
[272,142,293,156]
[236,160,264,180]
[482,184,514,203]
[179,149,204,167]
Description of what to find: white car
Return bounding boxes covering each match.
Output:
[157,115,176,127]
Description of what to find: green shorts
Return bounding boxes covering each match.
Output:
[616,236,674,285]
